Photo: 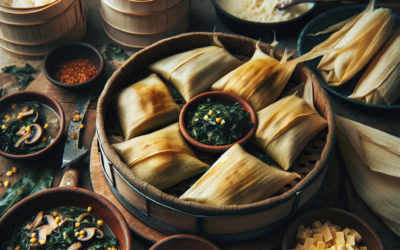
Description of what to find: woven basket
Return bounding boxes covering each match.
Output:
[104,0,182,15]
[96,33,336,243]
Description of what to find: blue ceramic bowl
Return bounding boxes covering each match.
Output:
[298,4,400,111]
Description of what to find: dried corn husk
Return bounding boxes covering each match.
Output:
[180,144,300,206]
[335,115,400,236]
[112,123,209,190]
[308,0,394,86]
[148,34,243,102]
[112,74,181,140]
[349,26,400,105]
[252,94,327,170]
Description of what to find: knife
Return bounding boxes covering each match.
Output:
[59,90,93,187]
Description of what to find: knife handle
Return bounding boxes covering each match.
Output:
[60,169,79,187]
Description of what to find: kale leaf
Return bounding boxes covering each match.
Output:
[2,64,37,91]
[103,43,129,61]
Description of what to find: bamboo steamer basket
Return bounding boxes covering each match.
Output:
[0,10,86,58]
[101,0,189,34]
[0,0,82,44]
[105,0,182,15]
[0,0,74,24]
[96,33,336,243]
[101,11,189,48]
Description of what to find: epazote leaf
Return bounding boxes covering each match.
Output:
[103,43,129,61]
[0,167,54,217]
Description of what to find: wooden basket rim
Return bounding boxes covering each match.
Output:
[0,0,65,14]
[96,32,336,216]
[101,0,187,16]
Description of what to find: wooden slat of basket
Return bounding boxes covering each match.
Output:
[105,0,182,15]
[101,0,189,34]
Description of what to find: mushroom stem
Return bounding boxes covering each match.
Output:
[15,132,33,148]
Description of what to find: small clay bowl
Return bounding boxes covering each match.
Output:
[0,91,65,161]
[282,208,384,250]
[150,234,220,250]
[43,42,104,90]
[0,187,132,250]
[179,91,257,154]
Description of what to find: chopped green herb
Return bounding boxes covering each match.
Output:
[103,43,129,61]
[187,98,254,146]
[258,154,272,165]
[2,64,37,91]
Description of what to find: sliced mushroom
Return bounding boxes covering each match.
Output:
[18,106,39,123]
[42,215,58,228]
[33,224,54,245]
[25,124,43,145]
[67,242,83,250]
[16,126,27,137]
[25,211,43,231]
[77,227,104,241]
[76,213,96,224]
[15,132,32,148]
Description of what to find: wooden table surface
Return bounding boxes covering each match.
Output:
[0,0,399,249]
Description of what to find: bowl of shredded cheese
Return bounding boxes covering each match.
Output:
[211,0,317,37]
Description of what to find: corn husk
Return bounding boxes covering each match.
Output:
[308,0,394,87]
[148,35,243,102]
[252,93,327,170]
[180,144,300,206]
[112,123,209,190]
[112,74,181,140]
[335,115,400,236]
[349,26,400,105]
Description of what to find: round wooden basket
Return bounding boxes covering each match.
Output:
[0,0,82,44]
[0,0,74,24]
[101,0,189,34]
[104,0,182,15]
[96,33,336,244]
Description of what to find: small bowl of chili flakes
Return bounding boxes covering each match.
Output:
[43,42,104,90]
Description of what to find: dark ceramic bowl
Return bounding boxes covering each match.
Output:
[0,91,65,161]
[179,91,257,154]
[282,208,384,250]
[0,187,131,250]
[150,234,220,250]
[210,0,317,38]
[298,4,400,111]
[43,42,104,90]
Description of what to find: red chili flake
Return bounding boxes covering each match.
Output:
[54,59,98,84]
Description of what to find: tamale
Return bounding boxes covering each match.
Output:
[253,94,327,170]
[308,0,394,86]
[148,35,243,102]
[349,26,400,105]
[112,123,209,190]
[112,74,181,140]
[335,115,400,236]
[180,144,300,206]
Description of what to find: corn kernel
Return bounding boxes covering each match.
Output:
[221,120,226,125]
[14,246,21,250]
[0,172,2,176]
[79,230,86,236]
[39,240,46,245]
[26,126,31,133]
[0,183,2,187]
[216,118,221,123]
[208,110,214,116]
[44,123,49,129]
[80,124,85,129]
[75,222,80,228]
[75,231,79,237]
[4,181,9,187]
[0,177,2,182]
[11,104,17,110]
[107,248,112,250]
[4,114,11,120]
[31,233,36,238]
[87,206,92,212]
[6,171,13,177]
[12,167,17,174]
[42,137,47,143]
[30,238,37,243]
[53,211,58,217]
[112,248,117,250]
[203,115,208,120]
[1,125,7,130]
[55,216,60,224]
[97,220,103,226]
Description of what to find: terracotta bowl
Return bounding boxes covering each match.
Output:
[150,234,220,250]
[0,187,132,249]
[0,91,65,161]
[43,42,104,90]
[179,91,258,154]
[282,207,384,250]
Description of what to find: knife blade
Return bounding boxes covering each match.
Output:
[59,90,93,187]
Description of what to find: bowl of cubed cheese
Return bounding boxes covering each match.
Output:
[282,208,384,250]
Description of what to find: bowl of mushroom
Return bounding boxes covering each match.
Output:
[0,91,65,161]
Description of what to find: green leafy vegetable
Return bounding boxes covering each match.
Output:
[187,98,254,146]
[2,64,38,90]
[0,167,54,217]
[258,154,272,165]
[103,43,129,61]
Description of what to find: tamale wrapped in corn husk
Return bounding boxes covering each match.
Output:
[112,74,181,140]
[253,93,327,170]
[308,0,394,87]
[180,144,300,206]
[112,123,209,190]
[335,115,400,236]
[349,26,400,105]
[148,35,243,102]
